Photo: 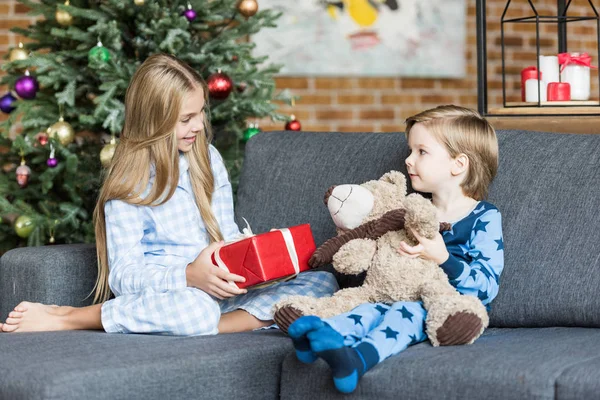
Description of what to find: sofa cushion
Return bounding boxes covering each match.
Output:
[236,131,409,247]
[488,131,600,327]
[0,329,291,400]
[279,327,600,400]
[0,244,97,321]
[555,355,600,400]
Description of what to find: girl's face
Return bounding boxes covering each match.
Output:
[176,86,206,152]
[405,123,455,194]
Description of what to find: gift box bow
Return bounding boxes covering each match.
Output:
[558,52,597,72]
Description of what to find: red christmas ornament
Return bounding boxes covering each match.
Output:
[285,115,302,131]
[38,133,49,146]
[207,70,233,100]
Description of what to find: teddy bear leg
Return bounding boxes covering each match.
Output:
[273,286,376,334]
[420,280,489,346]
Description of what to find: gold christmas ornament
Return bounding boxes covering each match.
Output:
[100,137,117,168]
[56,0,73,26]
[48,116,75,146]
[134,0,145,5]
[238,0,258,18]
[49,220,58,244]
[15,215,35,239]
[9,42,28,62]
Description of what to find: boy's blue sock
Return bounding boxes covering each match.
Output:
[288,316,325,364]
[307,324,380,394]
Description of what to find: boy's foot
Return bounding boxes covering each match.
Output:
[0,302,71,333]
[288,316,325,363]
[307,323,377,394]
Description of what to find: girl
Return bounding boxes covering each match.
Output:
[286,105,504,393]
[0,54,338,335]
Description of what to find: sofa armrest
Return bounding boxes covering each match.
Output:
[0,244,97,320]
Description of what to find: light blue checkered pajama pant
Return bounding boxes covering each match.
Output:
[101,271,338,336]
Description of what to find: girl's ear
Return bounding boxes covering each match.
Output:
[451,153,469,176]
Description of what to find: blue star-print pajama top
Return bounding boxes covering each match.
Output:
[323,201,504,365]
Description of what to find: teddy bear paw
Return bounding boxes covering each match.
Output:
[435,311,484,346]
[274,306,305,335]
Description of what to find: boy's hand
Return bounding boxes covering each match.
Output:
[186,241,248,299]
[397,228,449,265]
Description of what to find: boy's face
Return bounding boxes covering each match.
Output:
[176,86,206,153]
[405,123,455,194]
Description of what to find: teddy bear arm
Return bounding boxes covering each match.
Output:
[367,209,406,238]
[332,238,377,275]
[403,193,441,239]
[308,221,375,268]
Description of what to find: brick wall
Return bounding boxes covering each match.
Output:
[1,1,599,130]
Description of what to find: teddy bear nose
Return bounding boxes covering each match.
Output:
[324,185,337,206]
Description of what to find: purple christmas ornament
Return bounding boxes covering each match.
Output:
[0,92,17,114]
[184,7,196,22]
[47,157,58,168]
[15,74,39,100]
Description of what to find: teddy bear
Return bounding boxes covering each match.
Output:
[273,171,489,347]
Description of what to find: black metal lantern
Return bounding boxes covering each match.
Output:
[477,0,600,117]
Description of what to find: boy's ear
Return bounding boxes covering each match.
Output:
[451,153,469,176]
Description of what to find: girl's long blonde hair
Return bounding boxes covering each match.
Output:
[92,54,223,303]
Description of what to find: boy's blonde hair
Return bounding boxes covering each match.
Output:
[405,105,498,201]
[92,54,223,303]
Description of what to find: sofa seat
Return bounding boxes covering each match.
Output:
[0,329,292,400]
[280,327,600,400]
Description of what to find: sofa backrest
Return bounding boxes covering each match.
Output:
[236,130,600,328]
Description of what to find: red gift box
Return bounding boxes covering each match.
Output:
[211,224,316,289]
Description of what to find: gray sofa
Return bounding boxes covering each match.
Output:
[1,130,599,400]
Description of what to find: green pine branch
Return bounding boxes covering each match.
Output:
[0,0,290,250]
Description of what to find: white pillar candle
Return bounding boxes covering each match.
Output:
[539,55,560,84]
[561,64,590,100]
[525,79,547,102]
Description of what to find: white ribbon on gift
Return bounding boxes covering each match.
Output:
[212,218,300,288]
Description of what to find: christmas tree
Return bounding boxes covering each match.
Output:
[0,0,293,251]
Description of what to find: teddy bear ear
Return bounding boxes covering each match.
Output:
[323,185,336,206]
[379,171,407,196]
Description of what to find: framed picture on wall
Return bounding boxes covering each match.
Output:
[252,0,467,78]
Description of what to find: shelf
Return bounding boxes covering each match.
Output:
[487,115,600,134]
[488,105,600,115]
[505,101,600,107]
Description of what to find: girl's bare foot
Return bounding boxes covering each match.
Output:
[1,302,73,333]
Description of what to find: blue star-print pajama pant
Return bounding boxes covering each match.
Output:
[324,301,427,363]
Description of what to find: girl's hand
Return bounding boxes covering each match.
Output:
[397,228,449,265]
[186,241,248,299]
